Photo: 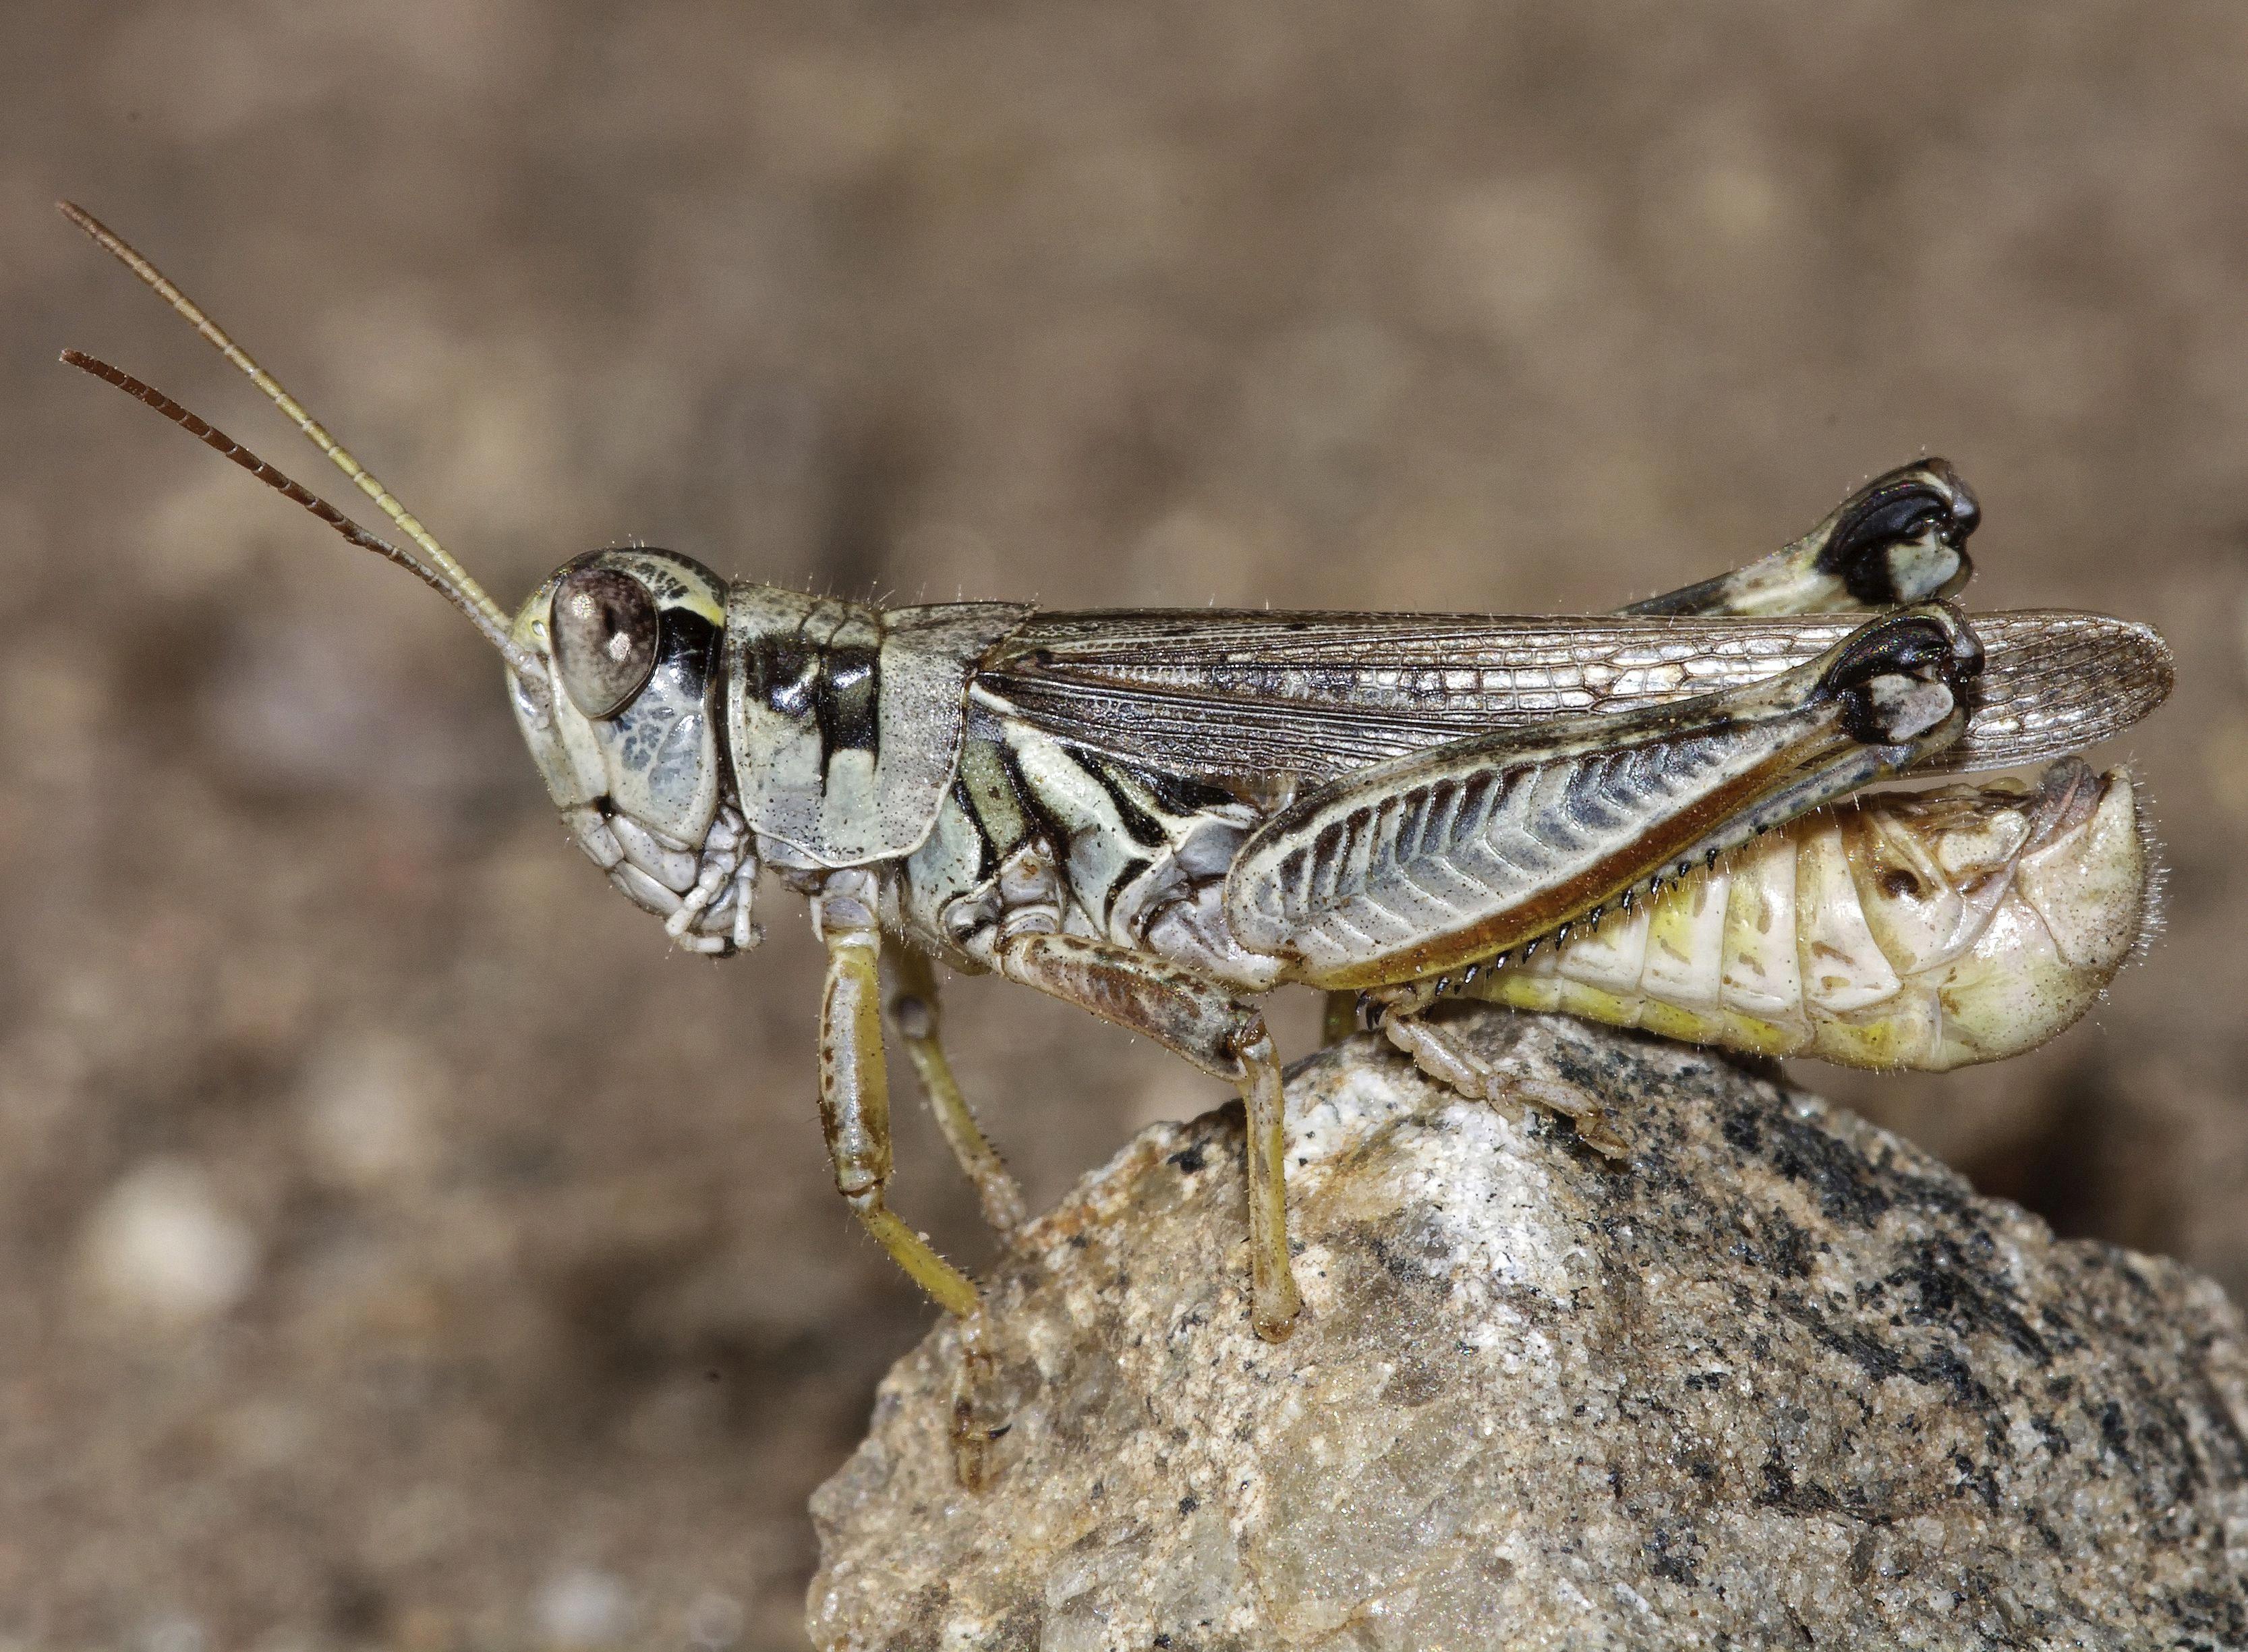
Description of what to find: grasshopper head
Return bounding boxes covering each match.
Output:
[55,205,771,950]
[509,548,759,954]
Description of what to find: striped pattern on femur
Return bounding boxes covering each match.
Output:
[1223,710,1844,988]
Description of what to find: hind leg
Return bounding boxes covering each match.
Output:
[1623,459,1977,619]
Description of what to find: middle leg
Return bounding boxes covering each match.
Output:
[884,944,1027,1234]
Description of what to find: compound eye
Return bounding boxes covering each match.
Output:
[552,567,660,718]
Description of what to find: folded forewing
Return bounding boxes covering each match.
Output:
[979,610,2170,785]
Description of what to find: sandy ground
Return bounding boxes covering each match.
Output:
[3,3,2246,1647]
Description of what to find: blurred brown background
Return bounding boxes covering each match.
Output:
[5,3,2247,1647]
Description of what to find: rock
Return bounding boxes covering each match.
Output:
[807,1007,2248,1651]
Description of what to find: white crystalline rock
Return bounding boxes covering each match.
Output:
[810,1008,2248,1651]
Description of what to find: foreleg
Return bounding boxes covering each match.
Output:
[813,874,997,1484]
[814,881,980,1319]
[994,931,1302,1341]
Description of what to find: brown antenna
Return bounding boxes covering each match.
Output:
[55,201,545,683]
[59,349,540,673]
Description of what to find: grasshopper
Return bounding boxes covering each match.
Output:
[60,204,2170,1438]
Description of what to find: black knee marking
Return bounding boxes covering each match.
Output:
[1817,459,1980,606]
[1822,604,1984,745]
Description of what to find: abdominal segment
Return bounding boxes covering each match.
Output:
[1461,760,2148,1071]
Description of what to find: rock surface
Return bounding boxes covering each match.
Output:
[809,1008,2248,1651]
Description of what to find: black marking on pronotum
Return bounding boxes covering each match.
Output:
[815,643,882,759]
[753,635,817,720]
